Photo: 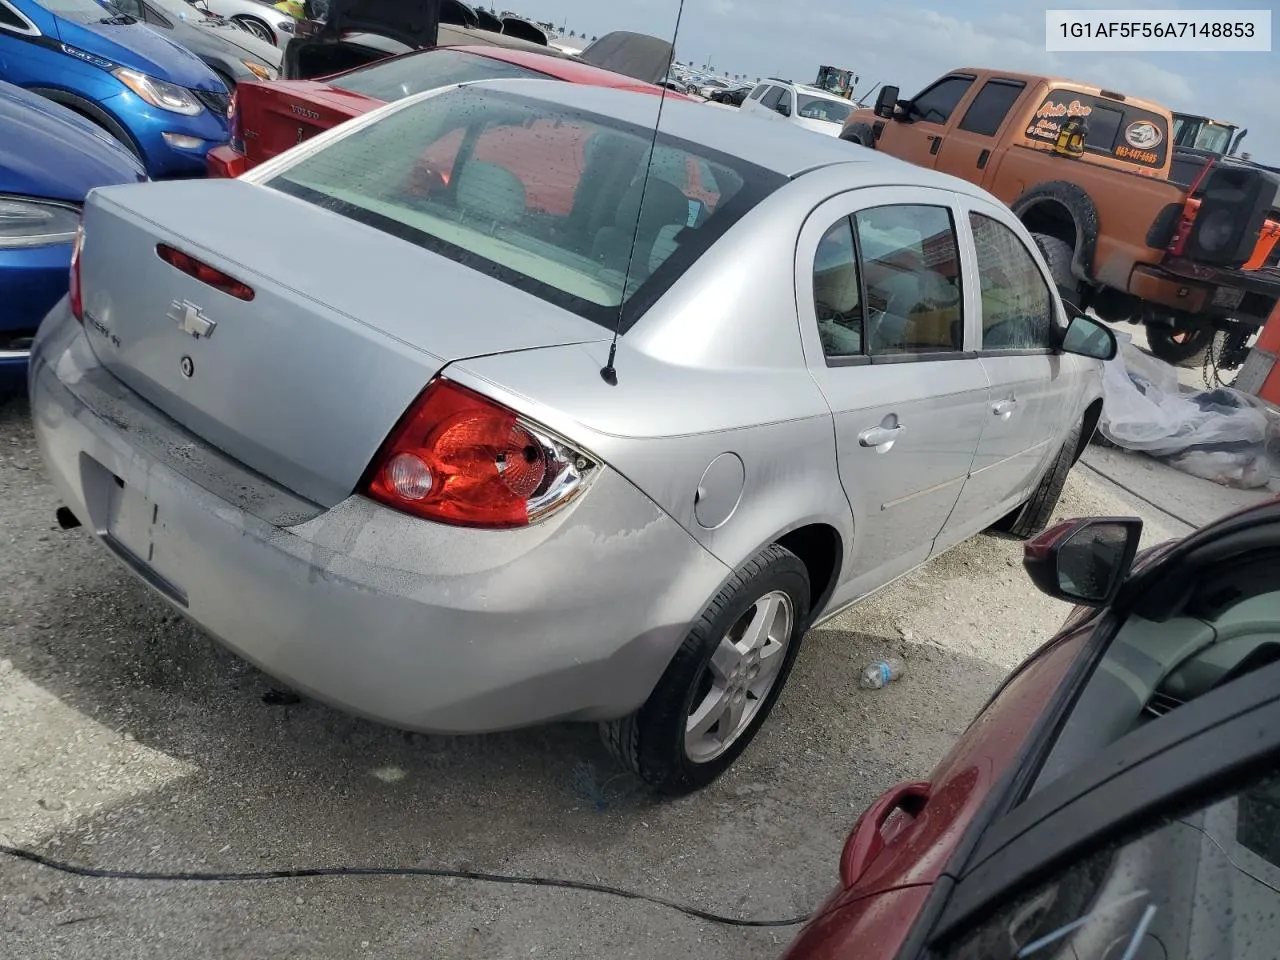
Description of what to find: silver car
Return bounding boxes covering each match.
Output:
[29,79,1115,795]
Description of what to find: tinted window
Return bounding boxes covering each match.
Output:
[1024,92,1169,169]
[760,86,784,109]
[1086,104,1124,150]
[910,76,974,125]
[269,87,782,330]
[797,94,852,124]
[940,769,1280,960]
[813,217,863,358]
[0,1,24,28]
[970,213,1055,350]
[854,205,963,355]
[957,80,1026,137]
[748,84,767,100]
[329,49,551,102]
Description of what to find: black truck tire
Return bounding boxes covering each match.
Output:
[1031,233,1085,313]
[841,122,876,148]
[1146,325,1213,367]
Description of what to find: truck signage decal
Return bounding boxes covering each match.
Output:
[1024,92,1167,169]
[1124,120,1163,149]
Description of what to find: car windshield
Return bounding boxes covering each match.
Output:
[796,94,852,124]
[267,86,782,329]
[42,0,127,22]
[327,49,552,103]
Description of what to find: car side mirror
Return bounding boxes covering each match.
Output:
[873,85,899,120]
[1060,314,1117,361]
[1024,517,1143,607]
[777,100,791,117]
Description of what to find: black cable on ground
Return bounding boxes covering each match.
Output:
[0,844,810,928]
[1077,456,1199,530]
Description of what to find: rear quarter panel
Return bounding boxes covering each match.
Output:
[445,169,861,599]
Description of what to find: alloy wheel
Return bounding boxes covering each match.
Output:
[685,590,794,763]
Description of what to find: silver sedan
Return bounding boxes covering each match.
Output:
[29,79,1115,795]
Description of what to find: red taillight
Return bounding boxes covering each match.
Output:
[155,243,254,301]
[362,378,596,529]
[68,221,85,324]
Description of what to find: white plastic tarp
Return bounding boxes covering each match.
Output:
[1099,333,1280,489]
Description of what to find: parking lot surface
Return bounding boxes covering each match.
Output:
[0,392,1203,958]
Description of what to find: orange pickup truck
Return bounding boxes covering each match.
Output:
[841,69,1280,367]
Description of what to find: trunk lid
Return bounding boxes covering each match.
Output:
[236,80,380,167]
[304,0,439,49]
[577,32,675,86]
[78,179,606,507]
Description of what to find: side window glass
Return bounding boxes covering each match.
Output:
[957,80,1026,137]
[909,76,974,125]
[114,0,142,18]
[940,768,1280,960]
[143,3,172,26]
[760,86,784,109]
[748,84,766,101]
[854,204,963,356]
[0,0,29,29]
[970,213,1055,351]
[812,217,863,359]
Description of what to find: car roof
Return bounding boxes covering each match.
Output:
[946,66,1171,118]
[455,78,990,188]
[450,45,677,98]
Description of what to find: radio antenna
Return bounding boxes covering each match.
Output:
[600,0,687,386]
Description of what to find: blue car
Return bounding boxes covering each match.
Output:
[0,0,231,178]
[0,78,145,392]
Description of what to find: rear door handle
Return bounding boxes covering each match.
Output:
[839,780,931,887]
[858,425,903,449]
[929,136,943,155]
[977,148,991,169]
[992,398,1018,418]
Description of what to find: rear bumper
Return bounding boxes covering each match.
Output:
[1128,263,1279,324]
[29,302,729,733]
[206,144,247,178]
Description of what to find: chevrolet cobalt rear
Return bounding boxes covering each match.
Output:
[29,80,1115,794]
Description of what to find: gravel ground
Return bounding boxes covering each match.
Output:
[0,390,1200,959]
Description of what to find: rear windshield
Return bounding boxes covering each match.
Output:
[328,49,551,102]
[797,95,852,125]
[267,86,783,330]
[1024,90,1170,170]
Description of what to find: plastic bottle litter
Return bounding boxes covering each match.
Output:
[860,658,905,690]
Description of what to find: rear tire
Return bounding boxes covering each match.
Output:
[1031,233,1085,314]
[992,420,1083,540]
[601,544,810,796]
[1146,324,1212,368]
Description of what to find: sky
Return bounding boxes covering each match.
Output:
[518,0,1279,164]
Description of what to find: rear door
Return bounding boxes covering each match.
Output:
[931,77,1031,189]
[941,197,1074,544]
[793,185,988,604]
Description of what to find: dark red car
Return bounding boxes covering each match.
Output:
[782,499,1280,959]
[206,44,691,178]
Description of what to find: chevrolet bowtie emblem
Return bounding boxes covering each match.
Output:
[168,300,216,340]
